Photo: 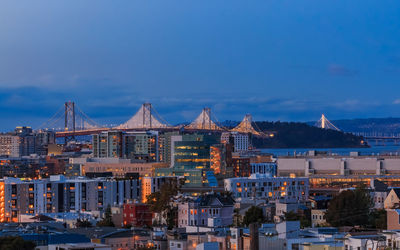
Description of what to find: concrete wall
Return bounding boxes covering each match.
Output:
[277,157,400,177]
[387,210,400,230]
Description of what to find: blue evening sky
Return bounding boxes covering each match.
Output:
[1,0,400,130]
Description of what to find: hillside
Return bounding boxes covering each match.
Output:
[252,121,366,148]
[329,117,400,134]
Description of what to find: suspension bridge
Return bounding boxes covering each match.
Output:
[37,102,266,140]
[314,114,400,141]
[39,104,400,143]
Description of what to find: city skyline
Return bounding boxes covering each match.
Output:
[1,0,400,130]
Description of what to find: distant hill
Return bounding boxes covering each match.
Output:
[253,121,366,148]
[308,117,400,135]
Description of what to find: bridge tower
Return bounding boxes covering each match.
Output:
[116,103,169,129]
[185,107,223,130]
[142,103,153,128]
[315,114,340,131]
[64,101,76,144]
[231,114,263,136]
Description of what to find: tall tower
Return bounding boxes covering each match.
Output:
[321,114,326,129]
[64,101,76,144]
[142,103,152,128]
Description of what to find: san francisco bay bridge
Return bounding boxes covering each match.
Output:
[37,102,266,141]
[37,102,399,143]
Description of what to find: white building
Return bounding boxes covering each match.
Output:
[221,132,249,152]
[343,233,386,250]
[224,174,309,203]
[177,193,234,230]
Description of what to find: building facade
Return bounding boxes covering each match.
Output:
[221,132,249,152]
[177,193,234,228]
[224,174,309,203]
[0,175,141,222]
[123,203,153,227]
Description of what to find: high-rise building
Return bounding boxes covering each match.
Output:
[93,130,159,162]
[35,130,56,155]
[0,127,56,158]
[93,131,124,158]
[221,132,249,152]
[156,133,220,187]
[210,143,233,177]
[232,155,251,177]
[0,135,21,157]
[123,131,158,162]
[158,132,181,166]
[14,126,36,156]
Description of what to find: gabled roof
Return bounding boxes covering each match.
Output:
[391,188,400,199]
[195,193,235,207]
[373,179,388,192]
[30,214,55,221]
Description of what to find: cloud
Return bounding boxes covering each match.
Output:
[393,99,400,105]
[328,64,357,76]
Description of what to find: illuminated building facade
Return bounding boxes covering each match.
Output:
[173,134,219,187]
[224,174,309,203]
[123,131,158,162]
[0,178,47,222]
[0,175,140,222]
[123,202,153,227]
[77,158,159,177]
[0,127,55,158]
[221,132,249,152]
[278,156,400,191]
[158,132,180,166]
[0,135,21,157]
[93,130,159,162]
[93,131,124,158]
[232,156,251,177]
[0,182,4,222]
[210,143,233,177]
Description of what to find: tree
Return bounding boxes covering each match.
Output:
[369,209,386,230]
[0,236,36,250]
[146,181,179,229]
[166,206,178,230]
[147,182,178,213]
[233,208,242,226]
[284,211,311,228]
[284,211,299,221]
[243,206,264,226]
[97,205,115,227]
[325,186,372,227]
[75,218,92,228]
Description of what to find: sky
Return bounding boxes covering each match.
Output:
[1,0,400,130]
